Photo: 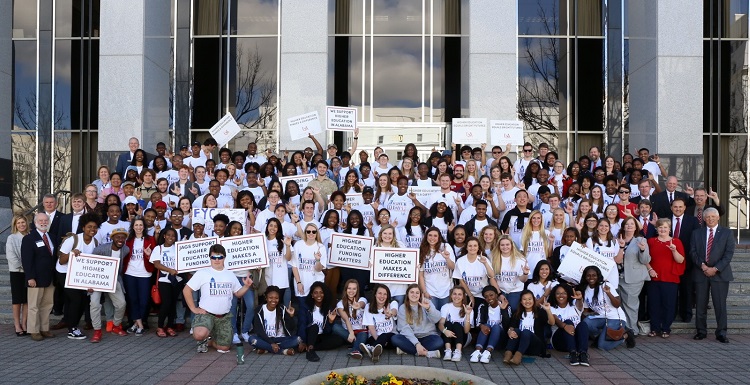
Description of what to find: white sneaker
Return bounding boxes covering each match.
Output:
[451,350,462,362]
[232,333,241,344]
[189,327,194,335]
[469,350,482,363]
[426,350,441,359]
[480,350,492,364]
[396,347,406,355]
[241,332,250,342]
[443,349,452,361]
[359,343,373,358]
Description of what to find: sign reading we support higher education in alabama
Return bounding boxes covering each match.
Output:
[452,118,487,144]
[209,112,242,147]
[289,111,323,141]
[326,106,357,131]
[65,253,121,293]
[328,233,373,270]
[490,120,524,146]
[176,238,218,273]
[370,247,419,284]
[220,234,269,270]
[557,242,618,284]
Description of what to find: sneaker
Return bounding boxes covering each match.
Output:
[569,351,580,366]
[217,349,230,354]
[241,332,250,342]
[469,350,482,363]
[105,321,114,333]
[480,350,492,364]
[426,350,441,359]
[197,337,210,353]
[451,350,462,362]
[371,344,383,363]
[306,349,320,362]
[443,349,452,361]
[396,347,406,355]
[578,352,590,367]
[359,343,372,358]
[625,329,636,348]
[67,328,86,340]
[189,327,194,335]
[349,351,363,359]
[232,333,241,345]
[135,328,145,336]
[91,330,102,343]
[111,325,128,336]
[283,348,296,356]
[127,324,138,333]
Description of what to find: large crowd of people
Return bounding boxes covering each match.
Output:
[6,131,735,368]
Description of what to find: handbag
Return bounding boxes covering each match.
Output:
[151,278,161,305]
[602,285,626,341]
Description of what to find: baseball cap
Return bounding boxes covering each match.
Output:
[123,196,139,205]
[154,201,167,209]
[180,144,189,150]
[193,217,205,226]
[110,228,128,237]
[362,186,374,195]
[327,143,338,149]
[122,181,136,187]
[192,140,201,146]
[453,164,464,170]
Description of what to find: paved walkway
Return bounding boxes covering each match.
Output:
[1,324,748,385]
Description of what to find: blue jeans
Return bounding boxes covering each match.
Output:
[502,291,522,312]
[475,323,502,350]
[505,329,544,355]
[392,295,405,307]
[249,335,300,353]
[429,296,450,312]
[391,334,443,355]
[332,323,368,351]
[583,317,628,351]
[123,275,151,322]
[230,277,255,334]
[551,321,589,353]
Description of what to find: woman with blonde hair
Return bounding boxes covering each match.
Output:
[465,159,482,184]
[376,225,407,304]
[478,225,501,256]
[6,214,30,336]
[519,210,550,270]
[491,235,530,310]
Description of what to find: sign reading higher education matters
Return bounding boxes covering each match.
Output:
[192,208,247,236]
[326,106,357,131]
[220,234,269,270]
[370,247,419,284]
[65,253,121,293]
[451,118,487,144]
[279,174,315,191]
[209,112,242,147]
[328,233,373,270]
[557,242,618,284]
[288,111,323,141]
[175,237,218,273]
[490,120,524,146]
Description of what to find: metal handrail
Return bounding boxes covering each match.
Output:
[0,190,72,236]
[732,195,749,243]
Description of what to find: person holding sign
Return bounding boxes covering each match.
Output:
[578,266,635,350]
[418,228,456,310]
[502,290,555,365]
[375,225,408,305]
[292,224,328,311]
[586,218,622,288]
[249,286,300,355]
[184,244,254,354]
[391,284,443,358]
[453,237,496,317]
[89,228,130,343]
[150,228,183,338]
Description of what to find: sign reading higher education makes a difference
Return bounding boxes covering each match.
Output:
[370,247,419,284]
[176,237,218,273]
[220,234,269,270]
[328,233,373,270]
[65,253,120,293]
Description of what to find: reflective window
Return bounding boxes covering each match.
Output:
[705,0,749,38]
[11,133,37,212]
[12,1,37,38]
[236,0,279,35]
[55,0,101,37]
[518,37,563,131]
[519,0,564,35]
[13,41,37,130]
[372,0,423,34]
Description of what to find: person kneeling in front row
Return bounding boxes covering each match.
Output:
[184,244,254,353]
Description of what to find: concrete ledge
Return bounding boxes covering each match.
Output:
[289,365,495,385]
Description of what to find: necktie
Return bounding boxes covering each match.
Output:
[643,218,648,235]
[42,233,52,255]
[674,217,681,239]
[669,192,673,204]
[697,207,703,226]
[706,228,714,263]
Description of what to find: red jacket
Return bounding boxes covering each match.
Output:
[123,235,157,273]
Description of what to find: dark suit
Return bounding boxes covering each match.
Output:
[21,230,57,333]
[168,181,200,203]
[686,204,725,226]
[31,211,63,314]
[652,190,695,220]
[672,214,701,320]
[637,218,657,239]
[689,225,734,337]
[116,151,134,177]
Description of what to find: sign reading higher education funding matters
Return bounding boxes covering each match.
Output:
[490,120,524,146]
[288,111,323,141]
[326,106,357,131]
[328,233,373,270]
[176,237,218,273]
[370,247,419,284]
[557,242,618,284]
[220,234,269,270]
[451,118,487,144]
[65,253,120,293]
[209,112,242,147]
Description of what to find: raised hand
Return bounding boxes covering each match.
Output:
[418,297,431,310]
[144,245,152,257]
[603,282,611,294]
[522,261,530,275]
[171,184,181,196]
[668,240,677,252]
[286,301,295,316]
[242,275,254,287]
[283,237,293,247]
[684,183,694,196]
[189,186,199,196]
[327,310,337,323]
[638,238,647,251]
[571,290,583,301]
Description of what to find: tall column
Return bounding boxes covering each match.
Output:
[606,0,623,159]
[0,0,12,244]
[628,0,703,184]
[98,0,171,167]
[278,2,329,149]
[467,0,518,122]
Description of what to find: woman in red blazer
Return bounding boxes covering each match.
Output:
[123,217,157,335]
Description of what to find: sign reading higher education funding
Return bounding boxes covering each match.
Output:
[328,233,374,270]
[370,247,419,284]
[490,120,524,146]
[65,253,120,293]
[279,174,315,191]
[326,106,357,131]
[557,242,618,284]
[209,112,242,147]
[288,111,323,141]
[451,118,487,144]
[176,237,218,273]
[220,234,269,270]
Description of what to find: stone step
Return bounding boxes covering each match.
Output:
[668,320,750,334]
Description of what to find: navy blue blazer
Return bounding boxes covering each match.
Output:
[116,152,133,177]
[21,231,57,287]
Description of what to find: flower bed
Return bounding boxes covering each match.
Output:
[289,365,494,385]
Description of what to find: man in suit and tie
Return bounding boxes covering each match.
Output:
[651,176,695,220]
[33,194,63,316]
[116,137,140,177]
[671,197,701,322]
[689,208,734,343]
[22,213,58,341]
[687,188,725,226]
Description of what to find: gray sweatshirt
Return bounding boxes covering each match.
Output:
[397,303,441,345]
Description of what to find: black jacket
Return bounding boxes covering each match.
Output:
[475,301,512,326]
[464,217,498,239]
[252,304,298,344]
[21,231,57,287]
[297,306,336,341]
[503,307,550,357]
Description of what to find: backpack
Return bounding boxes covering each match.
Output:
[58,232,99,258]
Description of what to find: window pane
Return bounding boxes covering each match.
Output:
[13,1,37,38]
[519,0,565,35]
[55,0,99,37]
[726,40,748,133]
[53,132,73,194]
[430,0,461,35]
[193,0,228,35]
[574,0,602,36]
[372,37,422,122]
[13,41,37,130]
[232,37,278,130]
[723,0,748,38]
[373,0,423,34]
[12,132,37,211]
[518,37,563,131]
[235,0,279,35]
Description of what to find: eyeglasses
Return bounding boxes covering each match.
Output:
[523,149,533,153]
[209,255,225,260]
[586,219,598,223]
[492,151,502,154]
[85,190,97,193]
[618,191,630,194]
[306,230,318,234]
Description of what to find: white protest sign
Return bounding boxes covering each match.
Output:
[288,111,323,141]
[326,106,357,131]
[192,208,247,236]
[220,233,269,270]
[65,253,120,293]
[175,237,218,273]
[451,118,487,144]
[279,174,315,191]
[407,186,441,206]
[345,193,364,207]
[490,120,524,146]
[370,247,419,284]
[209,112,242,147]
[328,233,373,270]
[557,242,618,284]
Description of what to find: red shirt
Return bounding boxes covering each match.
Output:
[450,180,472,202]
[616,202,638,219]
[647,237,686,284]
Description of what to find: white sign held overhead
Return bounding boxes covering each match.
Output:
[288,111,323,141]
[557,242,618,285]
[209,112,242,147]
[65,253,121,293]
[490,120,524,146]
[326,106,357,131]
[451,118,487,144]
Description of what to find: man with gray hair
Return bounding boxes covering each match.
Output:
[21,213,57,341]
[116,137,140,176]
